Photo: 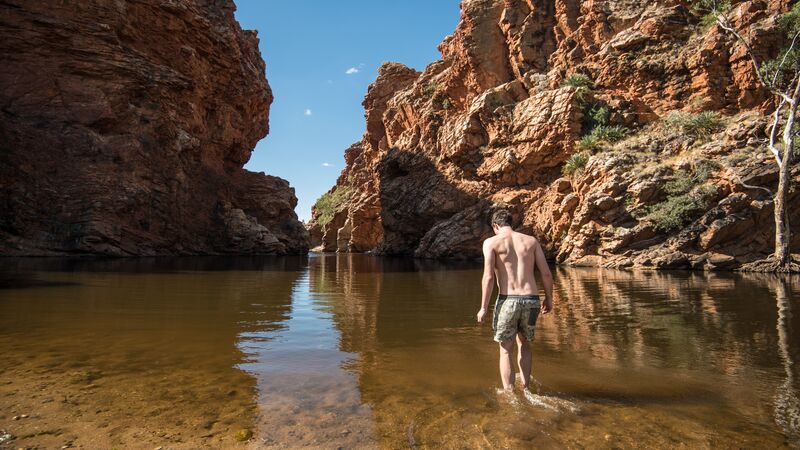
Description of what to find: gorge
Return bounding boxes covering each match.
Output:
[309,0,800,271]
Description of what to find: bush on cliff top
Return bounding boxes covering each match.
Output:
[313,185,353,227]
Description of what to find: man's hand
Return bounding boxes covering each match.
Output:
[541,298,553,314]
[476,308,487,323]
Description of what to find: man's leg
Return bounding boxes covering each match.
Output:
[516,332,532,390]
[499,339,516,391]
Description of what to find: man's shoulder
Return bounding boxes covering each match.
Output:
[482,235,497,246]
[513,230,538,242]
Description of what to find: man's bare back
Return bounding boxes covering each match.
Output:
[478,228,553,319]
[477,210,553,391]
[485,230,541,296]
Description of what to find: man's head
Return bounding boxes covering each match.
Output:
[491,209,513,233]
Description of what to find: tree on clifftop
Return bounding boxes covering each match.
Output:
[711,1,800,271]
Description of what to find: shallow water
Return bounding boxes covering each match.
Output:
[0,254,798,449]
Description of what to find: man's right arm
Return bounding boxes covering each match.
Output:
[477,239,495,323]
[534,241,553,314]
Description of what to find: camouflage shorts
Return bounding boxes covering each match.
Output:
[492,295,541,343]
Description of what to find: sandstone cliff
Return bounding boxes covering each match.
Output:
[0,0,308,255]
[310,0,799,270]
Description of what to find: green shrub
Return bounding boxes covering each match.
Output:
[693,158,721,181]
[578,124,628,151]
[665,110,721,137]
[562,74,594,89]
[592,125,628,142]
[698,12,718,31]
[424,81,438,97]
[563,74,594,103]
[759,4,800,89]
[685,111,721,136]
[665,170,695,195]
[442,97,451,110]
[562,152,589,176]
[646,193,703,231]
[578,134,600,151]
[587,103,610,128]
[313,185,353,226]
[432,90,451,110]
[577,98,627,150]
[646,173,718,231]
[690,0,731,31]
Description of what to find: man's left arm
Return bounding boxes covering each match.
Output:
[477,239,495,323]
[534,240,553,314]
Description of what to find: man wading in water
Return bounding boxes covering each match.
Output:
[477,210,553,392]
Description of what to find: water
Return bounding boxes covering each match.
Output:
[0,254,798,449]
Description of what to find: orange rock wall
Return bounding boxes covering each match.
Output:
[0,0,308,255]
[311,0,798,269]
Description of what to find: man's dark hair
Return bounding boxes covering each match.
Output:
[491,209,513,227]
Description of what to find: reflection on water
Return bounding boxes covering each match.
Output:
[0,255,798,448]
[773,280,800,442]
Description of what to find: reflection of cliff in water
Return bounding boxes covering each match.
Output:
[313,257,800,446]
[548,268,791,372]
[0,256,303,448]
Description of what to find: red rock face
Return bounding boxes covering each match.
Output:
[0,0,308,255]
[309,0,798,269]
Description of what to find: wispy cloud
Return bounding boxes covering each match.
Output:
[321,162,333,167]
[304,108,312,116]
[326,79,333,84]
[345,67,359,75]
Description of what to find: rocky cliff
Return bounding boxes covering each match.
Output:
[0,0,308,255]
[310,0,799,270]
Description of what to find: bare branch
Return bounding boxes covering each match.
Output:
[716,11,790,101]
[723,164,775,195]
[771,29,800,87]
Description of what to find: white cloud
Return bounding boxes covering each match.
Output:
[345,67,359,75]
[304,108,312,116]
[322,162,333,167]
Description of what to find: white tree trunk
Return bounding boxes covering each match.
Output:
[775,82,800,267]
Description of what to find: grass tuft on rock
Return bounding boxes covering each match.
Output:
[562,152,589,176]
[665,111,721,137]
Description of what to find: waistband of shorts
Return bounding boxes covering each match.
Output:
[497,294,539,301]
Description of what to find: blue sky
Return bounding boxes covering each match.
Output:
[234,1,461,222]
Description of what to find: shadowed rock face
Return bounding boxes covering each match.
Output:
[310,0,799,269]
[0,0,308,255]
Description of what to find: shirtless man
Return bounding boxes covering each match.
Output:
[477,210,553,392]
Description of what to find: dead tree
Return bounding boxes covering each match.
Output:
[714,3,799,270]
